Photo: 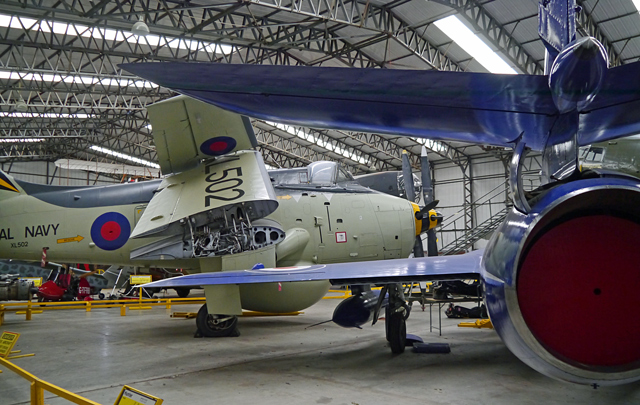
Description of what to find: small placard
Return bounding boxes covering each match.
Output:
[129,275,152,285]
[335,231,347,243]
[114,385,163,405]
[0,331,20,358]
[21,277,43,287]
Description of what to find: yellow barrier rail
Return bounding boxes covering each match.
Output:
[0,356,102,405]
[324,289,352,299]
[0,297,207,326]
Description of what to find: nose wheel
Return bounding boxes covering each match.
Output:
[195,304,240,337]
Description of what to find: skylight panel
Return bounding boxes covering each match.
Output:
[90,145,160,169]
[0,112,94,119]
[0,13,233,55]
[0,70,157,89]
[0,138,45,143]
[265,121,369,165]
[434,15,517,74]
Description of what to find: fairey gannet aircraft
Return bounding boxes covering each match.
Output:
[0,94,441,335]
[124,0,640,387]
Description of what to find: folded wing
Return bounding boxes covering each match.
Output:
[148,95,258,175]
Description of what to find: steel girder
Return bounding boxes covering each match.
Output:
[575,0,622,67]
[0,0,468,168]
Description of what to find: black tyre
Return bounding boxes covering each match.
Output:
[385,305,391,341]
[388,310,406,354]
[175,287,191,298]
[98,293,105,300]
[195,304,239,337]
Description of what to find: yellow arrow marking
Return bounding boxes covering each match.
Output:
[57,235,84,244]
[277,195,293,200]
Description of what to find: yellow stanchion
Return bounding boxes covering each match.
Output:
[241,311,302,317]
[0,357,102,405]
[120,305,126,316]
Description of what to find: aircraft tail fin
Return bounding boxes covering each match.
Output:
[538,0,577,63]
[0,169,23,200]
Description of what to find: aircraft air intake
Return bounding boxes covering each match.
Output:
[483,177,640,385]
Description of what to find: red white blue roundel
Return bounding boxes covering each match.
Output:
[200,136,237,156]
[90,212,131,251]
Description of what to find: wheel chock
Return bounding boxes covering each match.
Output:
[412,343,451,354]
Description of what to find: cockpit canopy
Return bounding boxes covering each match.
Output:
[269,161,355,186]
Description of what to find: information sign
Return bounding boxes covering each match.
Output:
[114,385,163,405]
[0,331,20,358]
[129,275,152,285]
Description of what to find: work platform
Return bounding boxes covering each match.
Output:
[1,295,637,404]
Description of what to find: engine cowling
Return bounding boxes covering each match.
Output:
[483,175,640,386]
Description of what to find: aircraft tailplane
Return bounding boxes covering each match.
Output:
[0,169,23,199]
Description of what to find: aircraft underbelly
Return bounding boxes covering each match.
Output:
[239,280,331,313]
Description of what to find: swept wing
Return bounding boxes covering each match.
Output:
[141,249,483,288]
[121,62,640,151]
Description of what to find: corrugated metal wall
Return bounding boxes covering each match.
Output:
[1,161,121,186]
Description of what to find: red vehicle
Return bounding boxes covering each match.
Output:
[38,273,93,302]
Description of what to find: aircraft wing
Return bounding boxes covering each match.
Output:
[122,62,640,151]
[123,63,554,150]
[147,95,258,175]
[140,249,483,288]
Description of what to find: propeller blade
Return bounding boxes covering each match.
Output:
[421,146,434,205]
[413,235,425,257]
[427,229,438,257]
[420,147,439,256]
[401,150,416,202]
[415,200,440,221]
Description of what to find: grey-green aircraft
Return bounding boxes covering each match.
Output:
[580,136,640,177]
[0,95,439,336]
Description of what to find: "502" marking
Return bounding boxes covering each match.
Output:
[204,163,245,207]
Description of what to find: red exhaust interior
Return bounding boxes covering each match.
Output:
[518,214,640,368]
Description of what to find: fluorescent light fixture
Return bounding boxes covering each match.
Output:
[90,145,160,169]
[0,138,45,143]
[0,13,233,56]
[414,137,449,155]
[0,112,94,118]
[265,121,369,165]
[434,15,517,74]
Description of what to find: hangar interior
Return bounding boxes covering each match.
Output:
[1,0,640,403]
[6,0,640,253]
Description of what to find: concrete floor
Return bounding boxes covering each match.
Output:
[1,294,639,405]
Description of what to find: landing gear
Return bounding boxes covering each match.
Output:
[175,287,191,298]
[388,310,407,354]
[384,283,409,354]
[195,304,240,337]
